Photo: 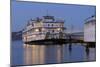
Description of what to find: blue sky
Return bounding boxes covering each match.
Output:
[11,1,96,32]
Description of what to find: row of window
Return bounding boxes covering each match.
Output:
[29,23,63,27]
[45,23,63,27]
[23,29,63,36]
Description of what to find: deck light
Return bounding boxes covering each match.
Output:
[35,29,39,32]
[57,28,61,31]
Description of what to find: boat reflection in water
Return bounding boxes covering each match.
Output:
[23,43,96,65]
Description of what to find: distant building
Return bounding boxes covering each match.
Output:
[22,15,66,42]
[84,15,96,43]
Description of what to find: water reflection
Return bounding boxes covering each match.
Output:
[85,45,89,60]
[69,43,72,55]
[84,43,96,61]
[24,44,46,65]
[24,44,64,65]
[23,43,96,65]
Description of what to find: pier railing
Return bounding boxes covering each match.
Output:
[45,32,68,39]
[45,32,84,40]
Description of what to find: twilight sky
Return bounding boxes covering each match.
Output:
[11,1,96,32]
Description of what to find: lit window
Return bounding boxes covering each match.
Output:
[33,35,36,37]
[57,28,61,31]
[35,29,39,32]
[42,28,45,31]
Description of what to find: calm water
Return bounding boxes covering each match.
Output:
[11,40,96,66]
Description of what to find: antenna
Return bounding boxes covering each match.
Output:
[71,24,74,34]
